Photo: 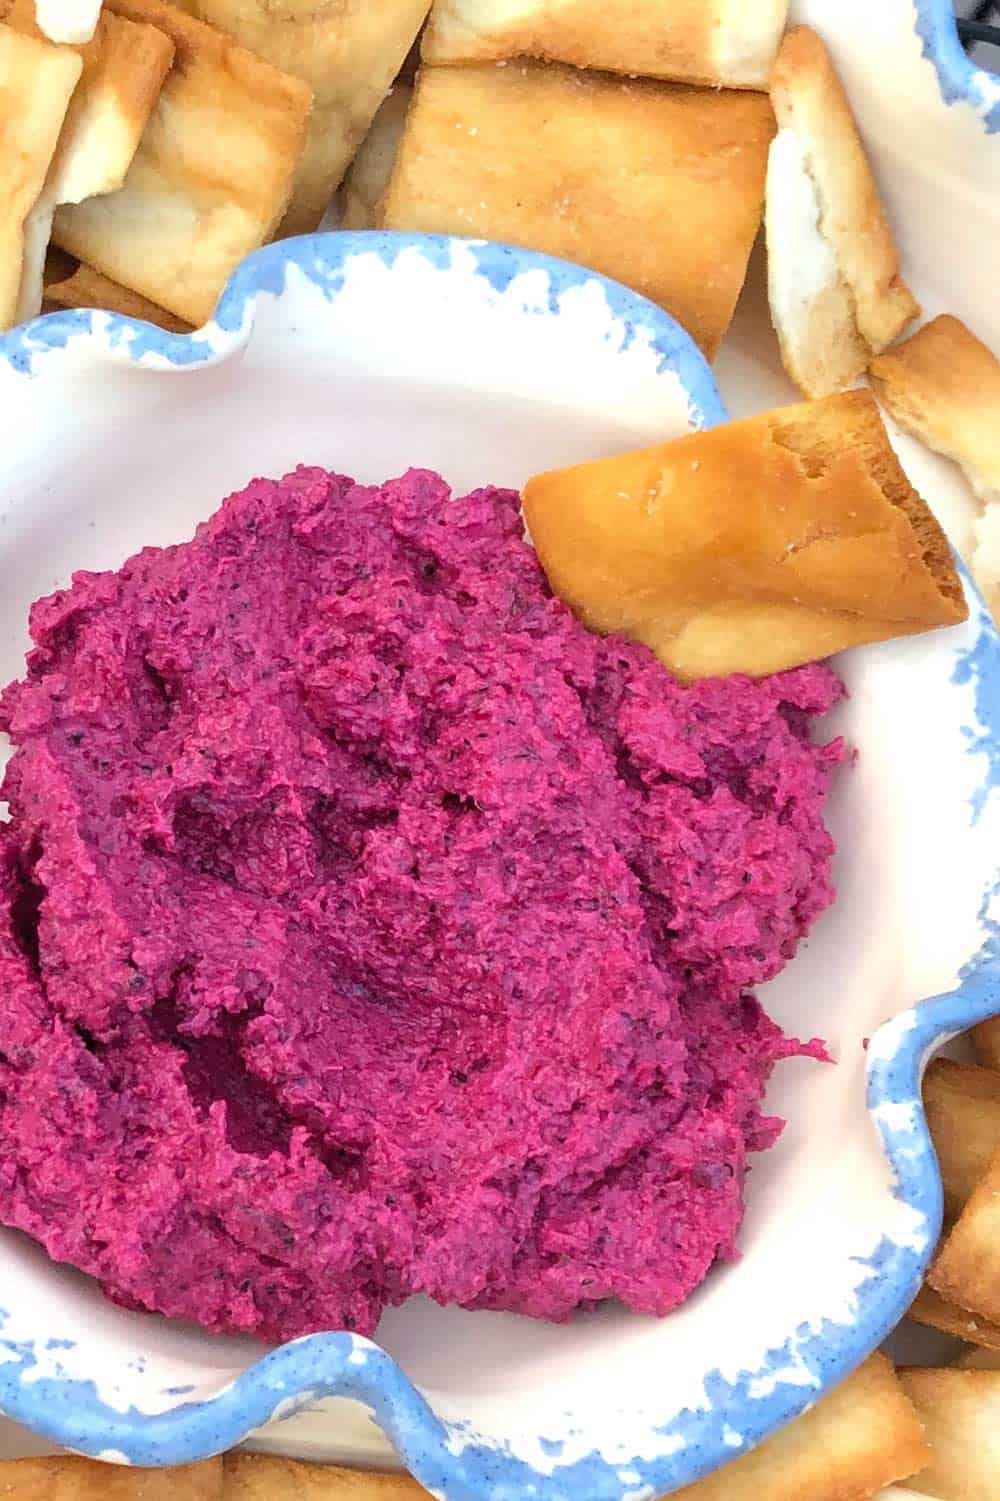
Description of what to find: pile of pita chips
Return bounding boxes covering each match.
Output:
[2,0,173,322]
[170,0,431,237]
[0,24,82,329]
[53,0,310,326]
[522,388,965,681]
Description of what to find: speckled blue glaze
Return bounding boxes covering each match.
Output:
[914,0,1000,130]
[0,232,999,1498]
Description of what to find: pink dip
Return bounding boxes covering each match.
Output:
[0,468,842,1341]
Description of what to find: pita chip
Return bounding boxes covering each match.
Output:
[53,0,311,325]
[670,1354,928,1500]
[0,1454,223,1499]
[3,0,174,322]
[342,84,411,230]
[522,390,966,681]
[383,61,775,358]
[0,22,82,331]
[46,259,191,329]
[899,1367,1000,1501]
[171,0,431,235]
[422,0,788,88]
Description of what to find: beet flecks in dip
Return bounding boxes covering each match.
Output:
[0,469,843,1341]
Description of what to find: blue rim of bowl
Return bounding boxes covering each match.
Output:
[0,230,998,1497]
[915,0,1000,129]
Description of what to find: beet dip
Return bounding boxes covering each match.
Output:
[0,469,843,1342]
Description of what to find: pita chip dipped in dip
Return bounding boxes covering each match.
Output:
[522,389,966,682]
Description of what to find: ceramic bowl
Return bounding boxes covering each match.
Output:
[1,4,999,1497]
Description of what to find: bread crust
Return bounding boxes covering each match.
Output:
[383,60,774,358]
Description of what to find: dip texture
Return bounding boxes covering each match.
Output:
[0,468,842,1341]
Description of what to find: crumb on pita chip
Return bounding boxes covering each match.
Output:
[922,1058,1000,1223]
[909,1282,1000,1352]
[383,60,775,359]
[930,1144,1000,1325]
[54,0,311,326]
[974,1014,1000,1072]
[522,389,966,681]
[0,22,82,330]
[171,0,431,236]
[223,1452,431,1498]
[341,84,411,230]
[899,1367,1000,1501]
[669,1353,928,1500]
[0,1455,223,1499]
[46,258,191,329]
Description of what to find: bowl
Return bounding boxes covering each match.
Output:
[1,4,999,1494]
[0,226,997,1499]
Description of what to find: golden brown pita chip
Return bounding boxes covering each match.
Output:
[46,259,191,329]
[53,0,311,325]
[382,60,775,359]
[522,390,967,681]
[171,0,431,235]
[342,84,412,231]
[922,1058,1000,1222]
[669,1354,928,1500]
[3,0,174,321]
[898,1367,1000,1501]
[930,1145,1000,1325]
[223,1453,430,1498]
[422,0,788,88]
[0,23,82,331]
[0,1455,223,1499]
[974,1014,1000,1072]
[908,1282,1000,1351]
[766,27,918,399]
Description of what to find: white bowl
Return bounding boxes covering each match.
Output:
[0,5,999,1495]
